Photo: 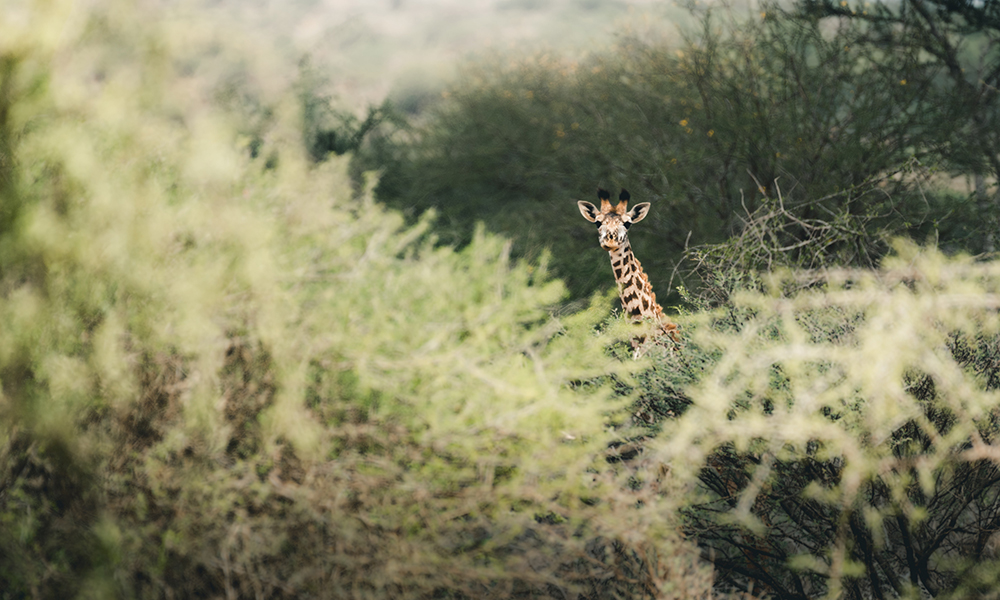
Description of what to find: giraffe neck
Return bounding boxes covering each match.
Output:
[608,239,664,322]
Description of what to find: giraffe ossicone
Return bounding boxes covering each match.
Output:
[577,188,679,354]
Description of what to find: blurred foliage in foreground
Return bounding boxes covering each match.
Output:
[638,242,1000,599]
[350,0,998,305]
[7,1,1000,599]
[0,2,713,598]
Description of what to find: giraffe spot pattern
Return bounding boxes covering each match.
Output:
[609,243,674,327]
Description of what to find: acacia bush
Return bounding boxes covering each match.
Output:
[630,242,1000,599]
[352,1,991,305]
[11,3,1000,599]
[799,0,1000,194]
[0,2,720,598]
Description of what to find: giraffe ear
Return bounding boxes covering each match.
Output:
[577,200,601,223]
[627,202,651,224]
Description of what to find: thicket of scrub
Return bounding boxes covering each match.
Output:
[351,0,998,303]
[8,1,1000,599]
[631,242,1000,599]
[341,0,1000,596]
[0,2,713,598]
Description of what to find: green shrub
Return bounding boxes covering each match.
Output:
[641,242,1000,598]
[0,2,717,598]
[796,0,1000,252]
[354,1,992,306]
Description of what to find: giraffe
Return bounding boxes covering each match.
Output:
[577,188,679,353]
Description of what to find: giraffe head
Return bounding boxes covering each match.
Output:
[577,188,651,252]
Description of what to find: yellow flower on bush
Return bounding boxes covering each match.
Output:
[679,119,689,127]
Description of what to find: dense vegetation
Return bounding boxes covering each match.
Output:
[0,2,711,597]
[353,0,997,303]
[351,0,1000,597]
[5,0,1000,599]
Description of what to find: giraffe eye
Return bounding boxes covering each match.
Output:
[623,221,632,230]
[595,221,602,229]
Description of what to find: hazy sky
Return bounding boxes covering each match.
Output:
[278,0,686,103]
